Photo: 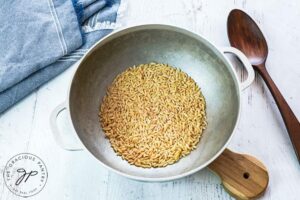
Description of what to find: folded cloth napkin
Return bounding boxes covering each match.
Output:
[0,0,121,113]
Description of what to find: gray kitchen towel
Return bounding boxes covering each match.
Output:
[0,0,122,113]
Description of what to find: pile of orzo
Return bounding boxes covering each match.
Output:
[99,63,207,168]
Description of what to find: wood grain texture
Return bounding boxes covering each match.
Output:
[0,0,300,200]
[209,149,269,200]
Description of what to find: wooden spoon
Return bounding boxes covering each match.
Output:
[227,9,300,162]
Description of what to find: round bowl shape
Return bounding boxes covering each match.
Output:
[69,25,240,181]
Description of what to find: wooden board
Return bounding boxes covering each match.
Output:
[209,149,269,200]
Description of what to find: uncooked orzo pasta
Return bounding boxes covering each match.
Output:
[99,63,207,168]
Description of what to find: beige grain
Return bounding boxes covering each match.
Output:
[99,63,207,168]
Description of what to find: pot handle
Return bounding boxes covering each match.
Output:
[221,47,255,91]
[208,148,269,200]
[50,102,84,151]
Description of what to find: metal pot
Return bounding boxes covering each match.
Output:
[50,25,268,199]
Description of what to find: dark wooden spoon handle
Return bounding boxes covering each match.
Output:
[257,64,300,160]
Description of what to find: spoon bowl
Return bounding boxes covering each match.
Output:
[228,9,268,67]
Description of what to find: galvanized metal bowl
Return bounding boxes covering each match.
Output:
[50,24,254,181]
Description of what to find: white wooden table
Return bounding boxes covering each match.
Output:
[1,0,300,199]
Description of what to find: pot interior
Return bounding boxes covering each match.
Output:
[69,25,240,180]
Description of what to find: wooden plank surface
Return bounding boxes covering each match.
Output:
[1,0,300,199]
